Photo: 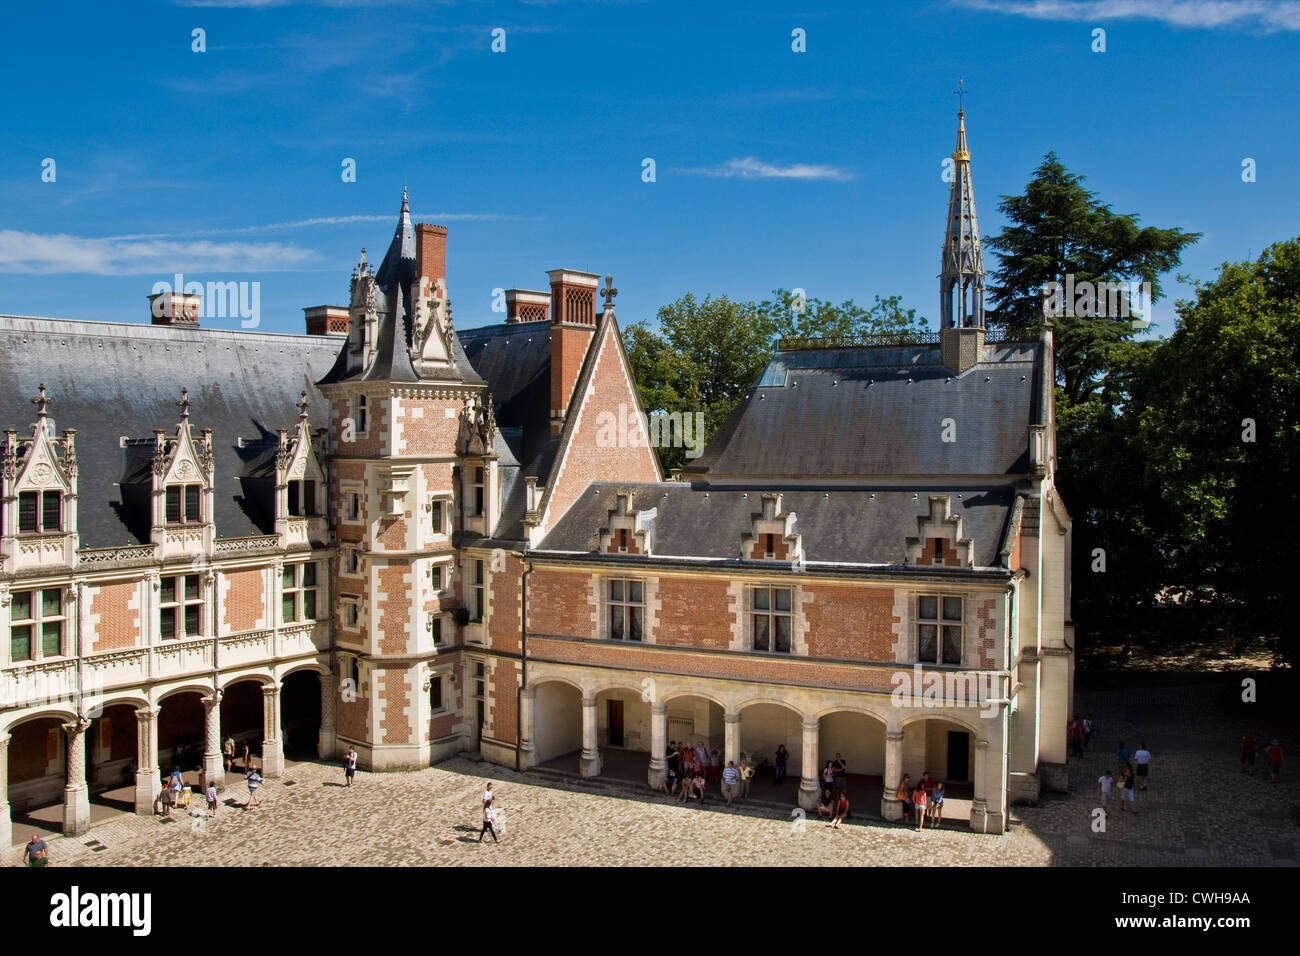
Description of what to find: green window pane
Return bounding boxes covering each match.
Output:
[42,589,61,617]
[918,624,938,662]
[11,625,32,661]
[185,605,201,637]
[282,566,294,588]
[942,625,963,665]
[283,595,296,622]
[629,607,643,641]
[160,608,176,640]
[42,622,62,657]
[185,575,200,601]
[304,590,317,620]
[302,563,316,587]
[160,578,176,604]
[12,591,31,621]
[610,606,624,640]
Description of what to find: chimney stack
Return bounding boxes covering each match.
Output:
[415,223,447,292]
[505,289,550,324]
[303,305,349,336]
[149,291,202,326]
[547,269,600,435]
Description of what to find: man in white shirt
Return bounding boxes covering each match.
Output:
[1134,744,1151,790]
[721,761,740,804]
[1098,769,1113,809]
[482,782,494,806]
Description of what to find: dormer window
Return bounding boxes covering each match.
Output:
[931,537,946,566]
[165,484,202,524]
[763,533,776,559]
[18,490,62,533]
[288,479,318,517]
[617,529,629,553]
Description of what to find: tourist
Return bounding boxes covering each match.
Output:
[479,801,499,843]
[1083,713,1094,750]
[223,736,235,773]
[1098,769,1113,810]
[895,774,913,819]
[831,752,847,798]
[828,792,850,829]
[1119,768,1136,815]
[739,756,754,799]
[25,834,49,867]
[913,782,928,830]
[169,768,183,809]
[1116,741,1131,772]
[820,761,835,802]
[816,792,833,819]
[245,767,262,808]
[1069,716,1084,758]
[661,766,679,797]
[482,781,494,806]
[677,772,693,803]
[1240,732,1257,773]
[692,771,707,804]
[722,760,740,804]
[694,741,707,770]
[1133,743,1151,790]
[242,742,251,773]
[206,781,218,817]
[929,782,945,828]
[667,741,681,779]
[773,744,788,784]
[709,748,721,784]
[345,747,358,787]
[1266,739,1285,783]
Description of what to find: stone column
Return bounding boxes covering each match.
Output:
[134,706,161,815]
[881,728,904,821]
[201,691,224,792]
[0,734,11,850]
[798,718,820,811]
[519,687,537,770]
[261,684,284,778]
[647,702,667,789]
[579,695,600,777]
[723,711,741,767]
[969,735,1005,833]
[318,673,338,760]
[62,718,91,836]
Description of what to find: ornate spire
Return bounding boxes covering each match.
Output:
[600,274,618,312]
[176,387,192,421]
[940,83,985,330]
[297,390,311,423]
[31,383,50,420]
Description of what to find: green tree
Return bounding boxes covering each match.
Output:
[985,152,1199,405]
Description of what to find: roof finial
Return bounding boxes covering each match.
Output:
[31,383,50,419]
[600,274,618,308]
[954,76,967,115]
[297,390,311,422]
[401,186,409,212]
[176,387,192,421]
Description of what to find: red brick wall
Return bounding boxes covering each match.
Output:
[488,660,519,742]
[544,321,660,527]
[976,597,999,669]
[397,397,460,456]
[374,515,407,551]
[528,569,594,637]
[550,325,594,425]
[222,569,265,633]
[487,554,523,654]
[749,534,789,560]
[337,681,368,742]
[88,581,140,651]
[375,565,412,655]
[919,537,962,567]
[653,577,736,649]
[331,394,389,460]
[803,585,899,662]
[378,667,412,745]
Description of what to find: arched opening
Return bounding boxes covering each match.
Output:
[902,717,976,826]
[5,715,66,846]
[738,701,803,803]
[219,680,265,773]
[281,670,322,763]
[592,686,651,783]
[158,691,205,796]
[818,710,888,817]
[532,681,583,770]
[87,704,139,816]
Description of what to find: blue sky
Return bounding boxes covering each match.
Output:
[2,0,1298,337]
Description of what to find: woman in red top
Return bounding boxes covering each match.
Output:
[1266,739,1285,783]
[913,784,928,831]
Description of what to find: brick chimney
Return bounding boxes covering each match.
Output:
[547,269,600,435]
[505,289,550,324]
[303,305,349,336]
[415,223,447,292]
[149,291,202,326]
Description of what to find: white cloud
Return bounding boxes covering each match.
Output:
[953,0,1300,32]
[102,212,512,242]
[0,231,318,275]
[676,156,854,182]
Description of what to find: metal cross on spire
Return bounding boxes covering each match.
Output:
[954,76,968,113]
[297,390,311,422]
[176,387,192,420]
[31,383,50,418]
[601,274,618,307]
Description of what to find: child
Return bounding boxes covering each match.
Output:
[246,768,263,808]
[913,783,928,831]
[929,782,945,828]
[1098,769,1113,810]
[206,782,218,817]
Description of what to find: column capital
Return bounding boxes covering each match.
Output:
[0,732,10,748]
[520,686,536,701]
[724,711,741,724]
[581,694,596,707]
[885,729,904,742]
[801,718,819,733]
[975,737,990,750]
[650,701,667,715]
[63,717,91,735]
[135,705,161,720]
[262,682,282,697]
[203,689,224,706]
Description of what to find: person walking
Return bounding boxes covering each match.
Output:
[1116,741,1131,772]
[1069,717,1084,758]
[1119,767,1137,815]
[245,767,262,808]
[1240,732,1257,773]
[206,781,218,817]
[1083,713,1094,750]
[1133,743,1151,790]
[913,782,928,831]
[25,834,49,867]
[344,747,357,787]
[1266,739,1285,783]
[1098,769,1114,811]
[242,742,251,774]
[223,736,235,773]
[773,744,788,785]
[479,802,499,843]
[482,781,494,808]
[929,782,945,828]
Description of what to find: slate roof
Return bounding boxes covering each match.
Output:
[686,340,1043,481]
[0,315,339,548]
[538,482,1017,569]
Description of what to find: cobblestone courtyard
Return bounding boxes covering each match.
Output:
[6,676,1297,867]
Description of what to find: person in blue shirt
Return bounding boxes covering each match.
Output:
[1116,741,1131,771]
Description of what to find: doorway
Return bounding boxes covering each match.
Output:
[607,699,625,747]
[947,731,970,781]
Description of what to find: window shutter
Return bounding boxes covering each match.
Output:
[42,491,61,532]
[18,492,37,533]
[165,486,181,523]
[185,485,201,522]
